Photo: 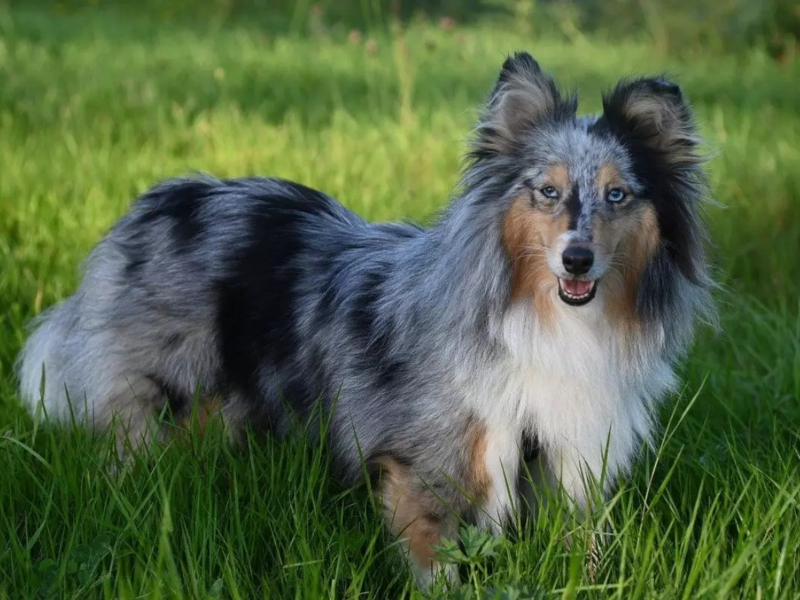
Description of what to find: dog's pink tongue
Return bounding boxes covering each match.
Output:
[563,279,591,296]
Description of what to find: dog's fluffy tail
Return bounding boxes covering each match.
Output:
[17,299,81,422]
[17,289,164,440]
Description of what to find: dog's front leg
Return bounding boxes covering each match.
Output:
[544,445,609,578]
[472,425,522,535]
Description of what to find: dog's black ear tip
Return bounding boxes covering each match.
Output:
[607,76,685,106]
[500,51,540,77]
[650,77,683,98]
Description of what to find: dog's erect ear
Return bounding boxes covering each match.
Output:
[602,77,702,167]
[474,52,575,157]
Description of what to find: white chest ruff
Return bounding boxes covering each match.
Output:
[475,300,677,503]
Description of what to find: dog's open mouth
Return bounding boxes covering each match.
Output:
[558,278,597,306]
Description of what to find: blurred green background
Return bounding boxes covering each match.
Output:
[1,1,799,598]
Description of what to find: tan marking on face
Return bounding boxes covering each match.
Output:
[464,418,491,502]
[596,163,625,192]
[597,205,660,333]
[502,196,566,328]
[546,163,570,191]
[376,457,442,570]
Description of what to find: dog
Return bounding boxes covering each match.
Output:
[17,52,714,587]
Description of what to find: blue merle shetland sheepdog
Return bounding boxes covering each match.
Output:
[18,53,713,586]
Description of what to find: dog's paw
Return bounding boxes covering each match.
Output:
[413,561,458,593]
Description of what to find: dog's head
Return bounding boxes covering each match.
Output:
[473,52,709,331]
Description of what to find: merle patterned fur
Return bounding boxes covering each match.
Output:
[18,52,714,587]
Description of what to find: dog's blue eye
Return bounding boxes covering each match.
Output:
[607,188,626,203]
[541,186,559,199]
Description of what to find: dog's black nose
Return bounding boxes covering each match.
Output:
[562,247,594,275]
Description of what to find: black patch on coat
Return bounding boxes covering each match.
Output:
[636,247,678,325]
[349,268,408,389]
[137,180,213,248]
[215,180,341,414]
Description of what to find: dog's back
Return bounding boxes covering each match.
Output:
[17,176,383,443]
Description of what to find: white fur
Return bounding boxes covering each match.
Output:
[475,420,523,532]
[464,284,676,515]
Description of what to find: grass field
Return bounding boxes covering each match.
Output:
[1,2,800,598]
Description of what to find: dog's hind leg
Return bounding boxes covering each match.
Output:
[375,457,458,589]
[98,374,167,456]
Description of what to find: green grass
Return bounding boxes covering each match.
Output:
[2,3,800,598]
